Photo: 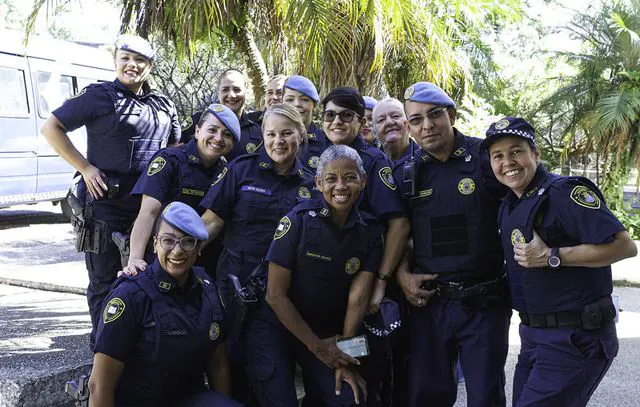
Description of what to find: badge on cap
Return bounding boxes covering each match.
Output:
[511,229,526,246]
[345,257,361,275]
[457,178,475,195]
[147,156,166,176]
[379,167,397,190]
[570,185,601,209]
[274,216,292,240]
[103,297,125,324]
[404,86,415,99]
[209,322,221,341]
[211,104,225,113]
[494,118,510,130]
[298,187,311,199]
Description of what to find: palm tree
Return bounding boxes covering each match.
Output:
[540,0,640,209]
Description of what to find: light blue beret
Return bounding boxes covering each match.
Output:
[404,82,456,109]
[206,103,241,144]
[284,75,320,103]
[115,34,156,62]
[363,96,378,110]
[161,202,208,241]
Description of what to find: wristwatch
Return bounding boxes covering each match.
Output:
[547,247,561,269]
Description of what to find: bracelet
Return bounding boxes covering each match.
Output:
[377,272,391,281]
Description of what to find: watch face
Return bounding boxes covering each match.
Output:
[548,256,561,268]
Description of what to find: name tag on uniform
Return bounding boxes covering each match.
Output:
[241,185,272,196]
[305,251,333,262]
[181,188,205,196]
[161,329,188,336]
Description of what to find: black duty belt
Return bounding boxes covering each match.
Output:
[425,274,506,300]
[519,296,616,331]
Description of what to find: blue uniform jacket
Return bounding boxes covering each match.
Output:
[267,199,384,338]
[300,122,330,172]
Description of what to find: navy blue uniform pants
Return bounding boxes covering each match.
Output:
[513,322,618,407]
[407,295,511,407]
[245,306,360,407]
[177,390,245,407]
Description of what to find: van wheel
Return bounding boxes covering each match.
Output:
[59,197,73,220]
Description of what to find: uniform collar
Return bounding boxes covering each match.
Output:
[257,148,306,178]
[415,128,470,163]
[504,164,549,205]
[185,138,225,176]
[349,135,368,151]
[312,198,367,229]
[113,78,152,97]
[150,258,198,295]
[240,112,258,128]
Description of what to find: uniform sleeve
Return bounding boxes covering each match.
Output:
[366,155,407,219]
[94,284,140,362]
[199,162,237,220]
[168,104,182,145]
[266,211,302,270]
[362,227,384,273]
[131,150,177,203]
[52,84,113,132]
[554,180,626,244]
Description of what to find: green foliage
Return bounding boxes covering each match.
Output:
[612,207,640,240]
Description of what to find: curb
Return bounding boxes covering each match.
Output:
[0,277,86,296]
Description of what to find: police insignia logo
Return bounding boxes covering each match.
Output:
[379,167,397,190]
[209,322,221,341]
[453,148,465,157]
[103,297,125,324]
[189,154,200,163]
[345,257,361,275]
[494,118,510,130]
[308,156,320,168]
[457,178,475,195]
[211,104,225,113]
[211,167,228,187]
[404,86,415,99]
[65,87,87,101]
[570,185,601,209]
[181,115,193,130]
[147,157,166,176]
[159,281,173,291]
[274,216,292,240]
[298,187,311,199]
[511,229,526,246]
[246,143,258,153]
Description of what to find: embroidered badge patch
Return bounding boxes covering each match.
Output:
[298,187,311,199]
[274,216,292,240]
[259,161,271,169]
[211,103,225,113]
[404,86,415,99]
[103,297,125,324]
[159,281,173,291]
[147,157,166,176]
[453,147,465,157]
[511,229,526,246]
[345,257,361,275]
[417,189,433,198]
[180,115,193,130]
[457,178,475,195]
[308,156,320,168]
[379,167,397,190]
[211,167,228,187]
[570,185,601,209]
[246,143,258,153]
[319,208,330,217]
[209,322,221,341]
[494,118,510,130]
[188,154,200,163]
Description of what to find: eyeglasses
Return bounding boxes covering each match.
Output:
[407,106,448,126]
[322,110,360,123]
[157,234,199,252]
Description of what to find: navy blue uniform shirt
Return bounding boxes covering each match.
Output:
[226,112,263,159]
[267,199,384,338]
[499,165,625,313]
[131,138,227,215]
[392,129,507,281]
[347,135,407,222]
[300,122,330,171]
[199,149,316,259]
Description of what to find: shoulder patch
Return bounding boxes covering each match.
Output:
[246,143,258,153]
[103,297,126,324]
[65,87,87,102]
[274,216,292,240]
[147,156,166,176]
[378,166,397,190]
[570,185,601,209]
[211,166,228,187]
[298,187,311,199]
[180,115,193,130]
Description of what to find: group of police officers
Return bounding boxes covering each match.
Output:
[41,35,637,407]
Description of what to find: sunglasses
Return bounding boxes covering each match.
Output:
[322,110,360,123]
[407,106,448,126]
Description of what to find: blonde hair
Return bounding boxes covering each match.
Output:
[262,103,308,145]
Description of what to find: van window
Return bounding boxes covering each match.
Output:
[0,67,29,117]
[36,72,74,118]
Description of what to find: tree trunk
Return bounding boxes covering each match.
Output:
[233,19,269,107]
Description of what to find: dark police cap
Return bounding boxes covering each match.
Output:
[206,103,241,144]
[115,34,156,62]
[161,202,208,241]
[482,117,536,150]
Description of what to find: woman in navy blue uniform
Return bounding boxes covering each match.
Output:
[41,35,181,348]
[123,103,240,278]
[245,145,384,406]
[89,202,241,407]
[361,96,381,149]
[483,117,637,407]
[282,75,330,171]
[247,75,288,125]
[199,103,316,403]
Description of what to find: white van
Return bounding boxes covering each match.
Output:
[0,30,114,215]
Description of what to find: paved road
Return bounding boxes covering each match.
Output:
[1,202,640,406]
